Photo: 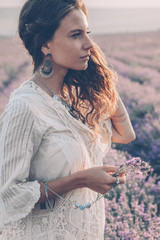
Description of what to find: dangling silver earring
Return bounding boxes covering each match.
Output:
[40,53,54,78]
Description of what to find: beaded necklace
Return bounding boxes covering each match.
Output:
[44,183,113,210]
[34,73,78,119]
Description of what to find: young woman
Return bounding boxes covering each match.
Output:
[0,0,135,239]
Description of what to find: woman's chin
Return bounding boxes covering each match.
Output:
[70,62,89,71]
[78,63,89,71]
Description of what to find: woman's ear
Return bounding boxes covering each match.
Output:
[41,42,50,55]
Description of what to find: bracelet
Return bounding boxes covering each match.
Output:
[42,179,119,211]
[44,182,55,209]
[41,158,150,211]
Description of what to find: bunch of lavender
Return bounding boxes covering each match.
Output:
[104,150,160,239]
[111,157,151,178]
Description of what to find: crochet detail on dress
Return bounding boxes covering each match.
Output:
[1,189,105,240]
[18,80,112,141]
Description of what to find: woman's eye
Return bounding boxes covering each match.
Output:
[71,31,91,39]
[72,33,81,38]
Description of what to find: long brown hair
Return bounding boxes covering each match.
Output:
[64,42,118,134]
[18,0,118,133]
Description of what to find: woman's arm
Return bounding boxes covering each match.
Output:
[0,99,43,227]
[37,165,126,203]
[111,95,136,144]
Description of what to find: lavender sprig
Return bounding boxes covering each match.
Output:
[112,157,151,178]
[97,158,151,202]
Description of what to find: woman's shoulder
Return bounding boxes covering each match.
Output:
[0,85,47,136]
[1,92,38,126]
[0,79,43,124]
[6,85,37,115]
[2,78,61,131]
[9,78,41,102]
[6,78,49,114]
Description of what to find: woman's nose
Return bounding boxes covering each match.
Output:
[84,35,93,50]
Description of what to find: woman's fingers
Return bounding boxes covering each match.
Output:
[105,171,126,186]
[103,165,126,176]
[107,172,126,177]
[84,166,126,195]
[103,165,119,173]
[112,175,126,185]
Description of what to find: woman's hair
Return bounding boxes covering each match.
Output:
[19,0,118,134]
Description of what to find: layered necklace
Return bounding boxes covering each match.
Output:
[34,73,78,119]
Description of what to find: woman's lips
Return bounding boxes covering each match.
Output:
[80,54,90,60]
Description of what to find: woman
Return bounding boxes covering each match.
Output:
[0,0,135,239]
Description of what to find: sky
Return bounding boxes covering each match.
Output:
[85,0,160,8]
[1,0,160,8]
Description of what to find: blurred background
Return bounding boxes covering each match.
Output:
[0,0,160,238]
[1,0,160,35]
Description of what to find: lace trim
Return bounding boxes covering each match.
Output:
[16,81,98,164]
[13,80,112,140]
[26,80,112,165]
[0,189,105,240]
[18,81,94,132]
[1,181,40,228]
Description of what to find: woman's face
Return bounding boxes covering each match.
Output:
[42,8,93,71]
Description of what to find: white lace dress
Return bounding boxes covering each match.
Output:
[0,79,112,240]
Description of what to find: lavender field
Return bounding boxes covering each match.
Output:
[94,31,160,173]
[0,31,160,239]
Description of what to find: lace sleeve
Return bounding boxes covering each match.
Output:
[0,98,42,228]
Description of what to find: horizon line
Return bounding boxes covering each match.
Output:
[1,5,160,9]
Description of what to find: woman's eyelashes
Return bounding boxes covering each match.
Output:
[71,31,91,39]
[72,32,81,38]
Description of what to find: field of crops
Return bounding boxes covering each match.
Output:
[0,31,160,239]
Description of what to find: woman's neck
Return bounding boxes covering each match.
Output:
[34,66,68,97]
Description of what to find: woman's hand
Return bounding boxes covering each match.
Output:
[81,165,126,195]
[37,165,126,204]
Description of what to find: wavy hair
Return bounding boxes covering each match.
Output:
[18,0,118,134]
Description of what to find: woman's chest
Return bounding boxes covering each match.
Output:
[29,124,102,182]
